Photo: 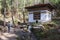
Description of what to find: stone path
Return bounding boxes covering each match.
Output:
[14,28,37,40]
[0,33,17,40]
[0,27,18,40]
[0,27,37,40]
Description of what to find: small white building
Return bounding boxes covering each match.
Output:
[25,4,55,23]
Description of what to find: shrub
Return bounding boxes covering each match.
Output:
[32,28,60,40]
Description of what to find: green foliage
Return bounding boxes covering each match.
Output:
[32,28,60,40]
[16,37,20,40]
[50,0,60,4]
[52,19,60,25]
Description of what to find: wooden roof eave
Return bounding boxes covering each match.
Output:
[25,4,55,10]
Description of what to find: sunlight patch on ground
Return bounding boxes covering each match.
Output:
[0,33,18,40]
[0,35,8,40]
[3,33,18,37]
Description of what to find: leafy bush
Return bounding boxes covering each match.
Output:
[32,28,60,40]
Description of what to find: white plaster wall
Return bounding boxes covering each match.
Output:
[41,13,47,22]
[28,14,36,22]
[28,10,51,23]
[40,13,51,22]
[46,13,51,21]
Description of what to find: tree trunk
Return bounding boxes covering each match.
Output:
[4,8,6,27]
[23,11,25,23]
[11,0,15,27]
[1,0,7,27]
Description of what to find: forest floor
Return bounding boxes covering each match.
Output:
[0,27,37,40]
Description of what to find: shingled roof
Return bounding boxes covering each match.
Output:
[25,4,55,9]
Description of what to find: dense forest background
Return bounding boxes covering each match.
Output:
[0,0,60,24]
[0,0,60,40]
